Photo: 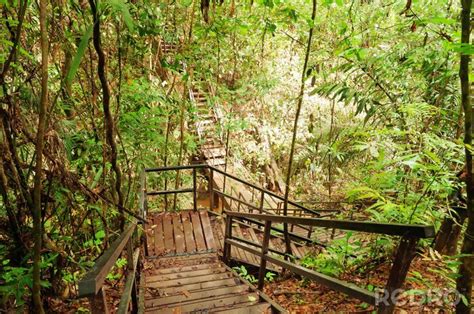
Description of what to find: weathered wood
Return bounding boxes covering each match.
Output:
[153,215,164,255]
[145,164,207,172]
[190,211,207,251]
[259,190,265,214]
[225,237,377,305]
[172,215,185,253]
[223,216,233,263]
[79,221,136,296]
[378,236,419,314]
[88,288,109,314]
[209,168,214,210]
[258,221,272,290]
[181,211,197,252]
[200,211,216,250]
[152,277,240,295]
[225,211,435,238]
[117,248,140,314]
[145,293,260,313]
[193,168,197,211]
[162,214,175,253]
[147,188,193,196]
[147,271,232,288]
[145,285,249,307]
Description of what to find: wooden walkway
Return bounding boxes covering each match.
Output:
[145,211,217,257]
[143,210,281,313]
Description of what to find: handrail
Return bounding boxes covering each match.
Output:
[225,211,435,238]
[222,211,435,314]
[78,220,140,313]
[209,165,325,218]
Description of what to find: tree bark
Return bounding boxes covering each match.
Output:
[456,0,473,312]
[89,0,125,229]
[282,0,317,257]
[32,0,49,311]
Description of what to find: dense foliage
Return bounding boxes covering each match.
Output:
[0,0,472,311]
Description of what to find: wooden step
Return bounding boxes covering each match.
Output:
[146,292,260,313]
[146,285,250,308]
[143,252,277,313]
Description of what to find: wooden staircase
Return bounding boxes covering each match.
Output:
[142,253,276,313]
[191,88,226,167]
[142,210,283,313]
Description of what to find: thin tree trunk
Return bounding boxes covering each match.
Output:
[456,0,473,312]
[89,0,125,229]
[282,0,317,257]
[32,0,49,311]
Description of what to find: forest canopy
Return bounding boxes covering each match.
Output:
[0,0,473,312]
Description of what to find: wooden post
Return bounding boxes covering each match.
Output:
[127,239,138,312]
[377,236,419,314]
[259,191,265,214]
[193,168,197,211]
[89,288,109,314]
[209,168,214,210]
[258,220,272,290]
[223,216,233,263]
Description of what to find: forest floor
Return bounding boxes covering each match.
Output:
[263,251,456,313]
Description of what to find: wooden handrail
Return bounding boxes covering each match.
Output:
[78,221,137,296]
[117,248,140,314]
[225,211,435,238]
[222,212,436,313]
[78,221,140,314]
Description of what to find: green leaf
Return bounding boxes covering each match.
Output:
[66,25,93,85]
[179,0,193,7]
[108,0,135,32]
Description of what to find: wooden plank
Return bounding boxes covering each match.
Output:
[181,212,196,253]
[78,221,136,296]
[147,267,227,282]
[290,242,302,258]
[162,214,175,254]
[145,292,260,313]
[234,224,254,265]
[145,285,249,307]
[147,263,222,276]
[190,211,207,251]
[117,249,140,314]
[224,211,435,238]
[172,215,185,254]
[150,278,240,296]
[200,211,216,250]
[221,219,242,261]
[154,215,165,255]
[213,303,271,314]
[146,272,232,288]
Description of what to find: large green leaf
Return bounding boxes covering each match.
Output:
[66,25,93,85]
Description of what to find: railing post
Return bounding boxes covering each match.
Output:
[140,171,149,257]
[89,288,109,314]
[209,168,214,210]
[258,220,272,290]
[378,235,419,314]
[193,168,197,211]
[223,215,233,263]
[126,238,138,312]
[259,191,265,214]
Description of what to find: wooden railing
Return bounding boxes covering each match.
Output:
[142,164,348,244]
[77,221,140,314]
[223,211,435,314]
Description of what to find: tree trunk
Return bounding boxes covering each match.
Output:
[456,0,473,312]
[89,0,125,229]
[32,0,49,311]
[282,0,317,258]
